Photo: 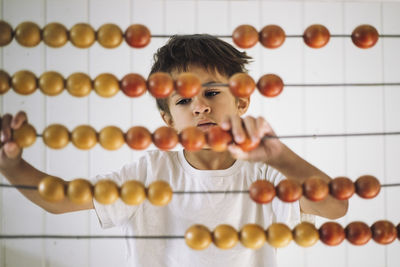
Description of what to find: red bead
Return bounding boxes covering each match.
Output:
[303,24,330,48]
[249,180,276,204]
[125,24,151,48]
[303,176,329,201]
[276,179,302,202]
[148,72,174,98]
[175,72,202,98]
[232,25,258,49]
[319,222,345,246]
[179,126,206,151]
[237,136,260,152]
[371,220,397,245]
[228,73,256,98]
[153,126,178,150]
[257,74,283,97]
[259,25,285,49]
[355,175,380,199]
[351,25,379,49]
[125,126,152,150]
[206,126,232,152]
[345,221,372,245]
[121,73,147,97]
[397,224,400,240]
[329,176,355,200]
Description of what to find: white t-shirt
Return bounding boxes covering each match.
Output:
[92,150,301,267]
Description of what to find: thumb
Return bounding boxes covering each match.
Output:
[3,142,22,160]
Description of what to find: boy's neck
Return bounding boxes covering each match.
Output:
[183,149,236,170]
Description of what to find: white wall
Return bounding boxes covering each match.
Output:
[0,0,399,266]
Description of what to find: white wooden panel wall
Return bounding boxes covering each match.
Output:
[0,0,399,267]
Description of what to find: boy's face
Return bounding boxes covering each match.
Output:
[161,65,249,133]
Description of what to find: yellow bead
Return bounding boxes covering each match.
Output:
[185,225,212,250]
[99,126,124,150]
[15,21,41,47]
[12,70,37,95]
[0,70,10,94]
[0,20,13,46]
[71,125,97,150]
[212,224,238,249]
[94,180,119,205]
[70,23,95,48]
[120,180,146,205]
[43,124,69,149]
[97,24,123,48]
[38,176,65,202]
[39,71,64,96]
[67,179,93,204]
[43,22,68,48]
[239,224,266,249]
[13,123,37,148]
[94,73,119,97]
[147,180,173,206]
[293,222,319,247]
[266,223,293,248]
[66,73,92,97]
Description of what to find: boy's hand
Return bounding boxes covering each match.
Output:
[0,111,27,170]
[221,115,284,165]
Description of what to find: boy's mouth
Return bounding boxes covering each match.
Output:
[196,122,217,131]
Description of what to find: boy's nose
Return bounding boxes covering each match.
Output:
[192,98,211,115]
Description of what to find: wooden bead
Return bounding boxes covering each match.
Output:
[0,70,11,94]
[206,126,232,152]
[121,73,147,97]
[212,224,238,249]
[125,126,152,150]
[179,126,206,151]
[185,225,212,250]
[99,126,124,150]
[303,176,329,201]
[125,24,151,48]
[249,180,276,204]
[237,135,260,152]
[0,20,13,46]
[153,126,178,150]
[38,176,65,202]
[355,175,380,199]
[148,72,174,98]
[43,124,70,149]
[319,222,345,246]
[94,73,119,97]
[120,180,146,205]
[67,179,93,204]
[71,125,97,150]
[266,223,293,248]
[94,180,119,205]
[228,73,256,98]
[12,70,37,95]
[371,220,397,245]
[329,176,355,200]
[345,221,372,245]
[15,22,41,47]
[276,179,302,202]
[303,24,330,48]
[97,23,123,48]
[70,23,95,48]
[66,73,92,97]
[257,74,284,97]
[175,72,202,98]
[293,222,319,247]
[43,22,68,48]
[351,25,379,49]
[147,180,173,206]
[13,123,37,148]
[259,25,285,49]
[232,25,258,49]
[39,71,64,96]
[239,224,266,249]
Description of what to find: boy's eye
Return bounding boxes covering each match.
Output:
[205,91,220,97]
[176,98,191,105]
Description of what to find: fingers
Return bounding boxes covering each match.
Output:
[11,111,28,129]
[3,142,22,159]
[1,114,12,143]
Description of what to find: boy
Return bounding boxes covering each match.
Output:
[0,34,347,267]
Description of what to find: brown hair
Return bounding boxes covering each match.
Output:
[149,34,252,115]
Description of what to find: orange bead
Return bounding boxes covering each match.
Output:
[232,25,258,49]
[0,20,13,46]
[355,175,380,199]
[43,124,70,149]
[94,180,119,205]
[185,225,212,250]
[15,21,41,47]
[319,222,345,246]
[71,125,97,150]
[99,126,124,150]
[397,224,400,241]
[257,74,284,97]
[97,23,123,48]
[303,24,330,48]
[147,180,173,206]
[266,223,293,248]
[206,126,232,152]
[125,24,151,48]
[175,72,202,98]
[249,180,276,204]
[70,23,95,48]
[329,176,355,200]
[179,126,206,151]
[120,180,146,205]
[121,73,147,97]
[39,71,64,96]
[12,70,37,95]
[147,72,174,98]
[293,222,319,247]
[94,73,119,97]
[276,179,302,202]
[38,176,65,202]
[67,179,93,204]
[125,126,152,150]
[0,70,11,94]
[153,126,178,150]
[259,25,285,49]
[43,22,68,48]
[345,221,372,245]
[212,224,239,249]
[237,135,260,152]
[66,73,92,97]
[239,224,266,249]
[303,176,329,201]
[13,123,37,148]
[371,220,397,245]
[228,73,256,98]
[351,25,379,49]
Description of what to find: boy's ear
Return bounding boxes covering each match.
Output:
[237,96,250,116]
[160,111,174,127]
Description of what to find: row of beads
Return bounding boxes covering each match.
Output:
[0,70,283,98]
[185,220,399,250]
